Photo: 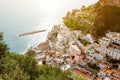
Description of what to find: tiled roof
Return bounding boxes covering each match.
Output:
[98,61,111,67]
[111,75,120,80]
[101,68,120,79]
[112,69,120,75]
[72,68,93,79]
[96,77,104,80]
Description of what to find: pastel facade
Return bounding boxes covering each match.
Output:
[98,68,120,80]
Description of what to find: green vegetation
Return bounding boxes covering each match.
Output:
[108,59,120,64]
[63,6,94,35]
[0,33,71,80]
[37,65,71,80]
[0,32,9,59]
[112,65,118,69]
[78,38,91,46]
[1,0,120,79]
[88,63,100,71]
[64,0,120,40]
[92,0,120,39]
[106,55,120,64]
[72,73,88,80]
[26,49,36,56]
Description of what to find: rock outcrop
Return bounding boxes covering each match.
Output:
[37,41,51,52]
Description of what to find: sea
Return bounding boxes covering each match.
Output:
[0,0,98,53]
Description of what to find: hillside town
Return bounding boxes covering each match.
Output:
[33,25,120,80]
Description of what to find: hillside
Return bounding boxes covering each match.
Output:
[64,0,120,40]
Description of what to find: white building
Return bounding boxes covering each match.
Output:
[68,45,81,56]
[99,37,111,47]
[60,64,71,71]
[98,68,120,80]
[97,61,112,69]
[96,46,120,60]
[95,53,104,61]
[96,32,120,60]
[106,32,120,45]
[118,65,120,70]
[86,34,94,43]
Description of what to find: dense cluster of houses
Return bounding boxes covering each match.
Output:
[97,68,120,80]
[96,32,120,60]
[34,28,120,80]
[72,67,94,80]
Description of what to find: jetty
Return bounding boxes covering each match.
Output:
[19,30,46,37]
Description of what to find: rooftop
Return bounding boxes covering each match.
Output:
[101,68,120,78]
[98,61,112,67]
[72,68,93,79]
[70,45,81,52]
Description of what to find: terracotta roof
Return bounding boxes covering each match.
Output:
[79,55,85,59]
[72,68,93,79]
[101,68,109,73]
[96,77,104,80]
[105,69,120,75]
[98,61,111,67]
[93,52,98,54]
[101,68,120,79]
[105,69,113,74]
[111,76,120,80]
[112,69,120,75]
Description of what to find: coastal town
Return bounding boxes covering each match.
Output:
[32,25,120,80]
[1,0,120,80]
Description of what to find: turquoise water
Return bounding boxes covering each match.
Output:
[0,0,98,53]
[0,17,61,53]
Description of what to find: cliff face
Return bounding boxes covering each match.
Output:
[37,42,51,51]
[47,30,58,42]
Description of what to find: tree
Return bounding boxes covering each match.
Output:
[0,33,9,74]
[92,0,120,39]
[0,33,9,58]
[0,33,72,80]
[16,55,40,80]
[0,55,17,74]
[25,49,36,56]
[72,73,87,80]
[0,66,30,80]
[64,5,94,35]
[37,65,71,80]
[0,51,39,80]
